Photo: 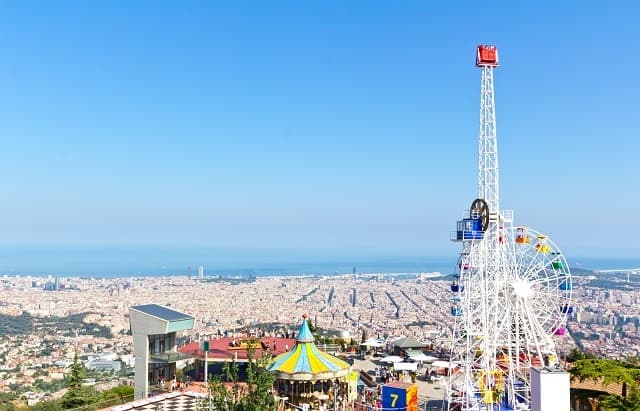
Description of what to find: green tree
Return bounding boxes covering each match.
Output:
[570,357,640,410]
[599,388,640,411]
[94,386,134,408]
[0,391,18,411]
[0,402,16,411]
[307,320,322,341]
[29,400,60,411]
[570,358,640,387]
[59,350,95,409]
[207,338,276,411]
[566,348,596,362]
[208,356,243,411]
[240,343,276,411]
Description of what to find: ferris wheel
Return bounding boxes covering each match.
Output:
[505,226,572,338]
[448,213,573,410]
[448,216,572,410]
[444,46,573,411]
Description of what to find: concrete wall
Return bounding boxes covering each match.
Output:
[130,310,167,398]
[132,331,149,399]
[531,367,570,411]
[129,310,168,336]
[129,306,193,399]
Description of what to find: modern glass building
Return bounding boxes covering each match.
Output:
[129,304,195,398]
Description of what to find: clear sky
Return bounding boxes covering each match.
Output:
[0,1,638,273]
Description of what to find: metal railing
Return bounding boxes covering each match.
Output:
[148,351,195,363]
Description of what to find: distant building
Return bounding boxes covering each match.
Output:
[54,360,72,368]
[89,352,117,362]
[86,360,121,372]
[198,265,204,279]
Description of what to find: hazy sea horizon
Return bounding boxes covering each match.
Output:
[0,245,638,278]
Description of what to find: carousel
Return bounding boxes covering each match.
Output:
[269,314,354,410]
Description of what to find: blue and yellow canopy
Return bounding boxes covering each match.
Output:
[269,315,350,381]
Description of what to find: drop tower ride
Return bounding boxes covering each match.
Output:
[445,45,573,411]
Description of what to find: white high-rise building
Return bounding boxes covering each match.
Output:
[198,265,204,279]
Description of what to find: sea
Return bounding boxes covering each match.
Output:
[0,245,638,279]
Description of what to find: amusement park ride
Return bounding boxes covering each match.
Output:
[444,46,573,410]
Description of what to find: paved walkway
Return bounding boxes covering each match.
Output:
[350,359,446,409]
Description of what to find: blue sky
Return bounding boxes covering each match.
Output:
[0,1,638,272]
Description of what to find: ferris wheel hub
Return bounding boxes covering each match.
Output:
[512,278,533,299]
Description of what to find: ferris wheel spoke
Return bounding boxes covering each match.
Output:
[528,271,563,287]
[521,299,550,351]
[514,255,543,278]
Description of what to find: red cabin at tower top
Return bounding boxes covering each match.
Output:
[476,45,499,67]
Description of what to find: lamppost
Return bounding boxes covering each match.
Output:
[203,340,209,386]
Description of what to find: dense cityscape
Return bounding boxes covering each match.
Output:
[1,2,638,411]
[1,267,639,406]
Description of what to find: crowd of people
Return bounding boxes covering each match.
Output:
[156,375,192,392]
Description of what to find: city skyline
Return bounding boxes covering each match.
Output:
[0,2,638,272]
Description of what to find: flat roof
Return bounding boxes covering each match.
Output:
[131,304,193,322]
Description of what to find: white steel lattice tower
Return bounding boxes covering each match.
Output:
[445,46,573,411]
[478,54,499,216]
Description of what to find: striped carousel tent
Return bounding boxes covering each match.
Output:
[269,314,350,381]
[269,314,352,409]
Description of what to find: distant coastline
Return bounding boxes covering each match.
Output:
[0,249,638,279]
[3,258,457,278]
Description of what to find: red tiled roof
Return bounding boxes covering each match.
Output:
[179,337,296,361]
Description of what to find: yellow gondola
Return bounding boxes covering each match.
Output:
[477,369,504,404]
[535,242,551,253]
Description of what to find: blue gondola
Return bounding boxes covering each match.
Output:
[451,307,463,316]
[559,282,572,291]
[451,283,465,292]
[560,305,573,314]
[456,218,483,240]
